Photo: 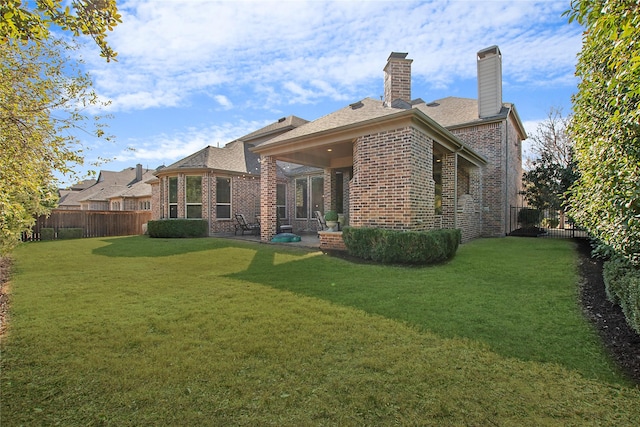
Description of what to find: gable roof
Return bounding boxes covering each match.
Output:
[252,97,487,167]
[416,96,527,139]
[256,98,409,147]
[242,115,309,144]
[160,140,261,175]
[58,166,154,207]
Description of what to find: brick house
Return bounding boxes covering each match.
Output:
[151,46,526,244]
[58,164,154,211]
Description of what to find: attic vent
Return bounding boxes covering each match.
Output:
[278,117,286,123]
[349,101,363,110]
[426,102,440,107]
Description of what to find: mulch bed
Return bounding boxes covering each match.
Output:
[1,242,639,383]
[575,238,640,384]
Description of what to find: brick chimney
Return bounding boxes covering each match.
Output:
[384,52,412,106]
[477,46,503,118]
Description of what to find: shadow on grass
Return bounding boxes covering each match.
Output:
[91,235,259,258]
[225,241,628,384]
[90,235,626,384]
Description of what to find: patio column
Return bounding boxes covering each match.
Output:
[441,152,456,229]
[323,168,336,212]
[260,155,277,242]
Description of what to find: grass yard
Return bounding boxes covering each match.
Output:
[1,236,639,425]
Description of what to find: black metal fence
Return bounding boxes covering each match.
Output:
[509,205,589,239]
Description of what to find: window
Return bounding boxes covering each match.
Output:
[311,176,324,216]
[296,176,324,219]
[433,155,442,215]
[186,176,202,218]
[168,177,178,218]
[216,177,231,219]
[111,201,121,211]
[276,183,287,220]
[140,201,151,210]
[295,178,307,218]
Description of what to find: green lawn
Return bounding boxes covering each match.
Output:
[1,236,639,426]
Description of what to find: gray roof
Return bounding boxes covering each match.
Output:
[258,98,408,147]
[257,96,522,151]
[415,96,507,128]
[241,115,309,144]
[161,140,261,175]
[58,167,154,206]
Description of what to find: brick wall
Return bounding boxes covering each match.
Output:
[451,122,505,237]
[350,126,434,231]
[260,156,277,241]
[319,231,347,251]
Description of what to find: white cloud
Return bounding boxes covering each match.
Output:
[113,120,273,164]
[82,0,581,113]
[214,95,233,109]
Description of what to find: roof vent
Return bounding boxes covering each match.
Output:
[391,99,412,109]
[426,102,440,107]
[349,101,363,110]
[278,117,286,123]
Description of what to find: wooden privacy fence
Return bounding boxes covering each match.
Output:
[23,210,153,241]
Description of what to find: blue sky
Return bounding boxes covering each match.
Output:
[68,0,583,183]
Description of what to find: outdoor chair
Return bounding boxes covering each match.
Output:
[277,217,293,234]
[314,210,327,233]
[234,213,260,236]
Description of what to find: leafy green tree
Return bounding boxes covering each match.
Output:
[566,0,640,265]
[1,1,119,254]
[1,39,110,253]
[523,108,578,211]
[1,0,121,61]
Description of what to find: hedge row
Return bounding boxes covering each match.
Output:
[603,255,640,334]
[147,219,208,238]
[341,227,461,265]
[40,228,83,240]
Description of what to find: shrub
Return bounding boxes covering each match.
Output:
[57,228,84,239]
[40,228,55,241]
[147,219,208,238]
[541,218,559,229]
[518,208,542,227]
[603,254,640,334]
[342,227,461,265]
[324,210,338,221]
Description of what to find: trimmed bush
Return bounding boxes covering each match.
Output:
[147,219,208,238]
[57,228,84,240]
[40,228,55,241]
[518,208,542,227]
[603,255,640,334]
[341,227,461,265]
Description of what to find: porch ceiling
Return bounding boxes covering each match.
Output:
[270,140,354,169]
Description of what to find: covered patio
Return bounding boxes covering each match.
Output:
[252,99,486,245]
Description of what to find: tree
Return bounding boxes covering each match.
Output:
[523,108,578,211]
[566,0,640,265]
[0,1,119,254]
[1,0,121,61]
[1,39,110,253]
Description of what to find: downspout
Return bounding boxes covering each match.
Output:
[504,118,509,236]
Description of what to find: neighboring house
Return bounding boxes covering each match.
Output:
[58,164,155,211]
[151,46,526,243]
